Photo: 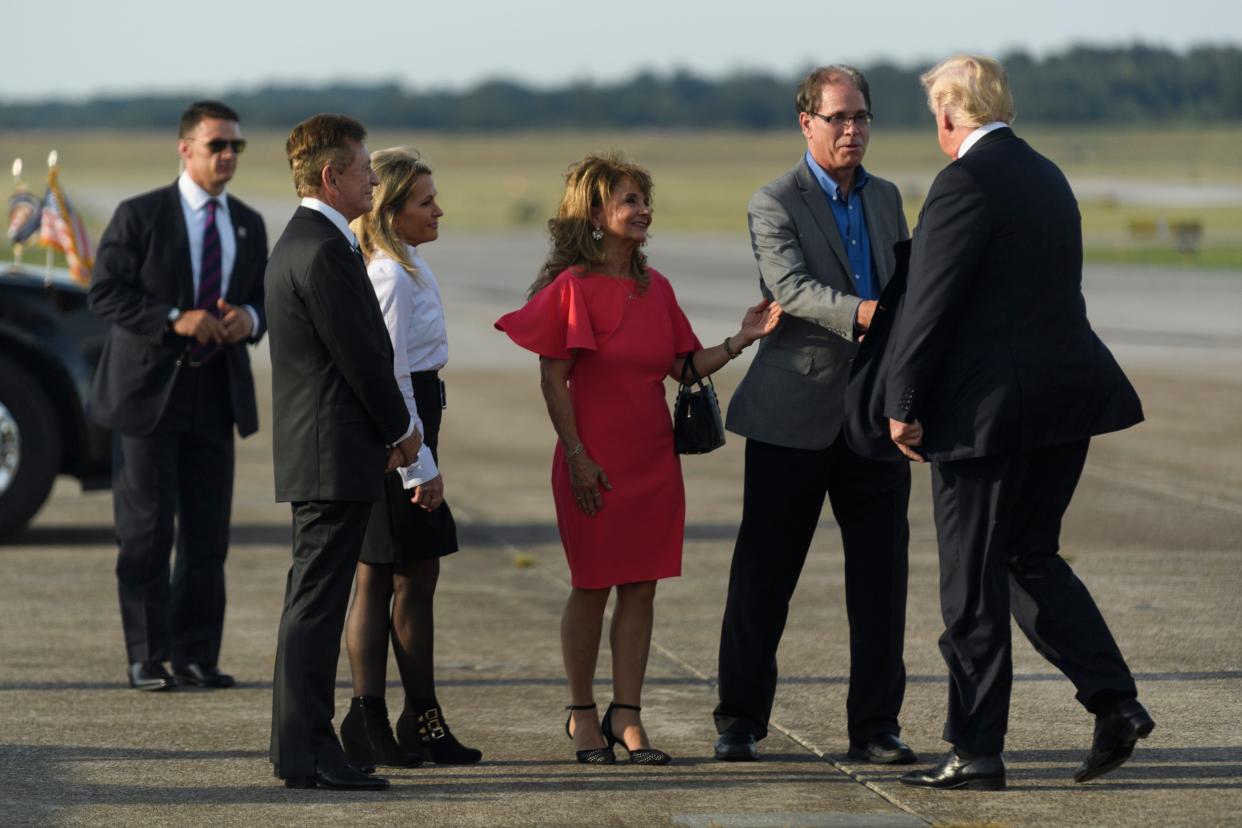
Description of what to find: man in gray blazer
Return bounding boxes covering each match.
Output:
[714,66,915,764]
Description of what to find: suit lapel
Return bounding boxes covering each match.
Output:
[163,183,195,305]
[794,162,852,277]
[224,194,249,304]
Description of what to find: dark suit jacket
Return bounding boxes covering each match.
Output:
[88,181,268,437]
[843,239,910,462]
[884,128,1142,461]
[727,161,909,450]
[265,206,410,503]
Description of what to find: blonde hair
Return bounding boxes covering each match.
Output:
[350,147,433,280]
[920,54,1015,127]
[528,152,652,298]
[285,113,367,198]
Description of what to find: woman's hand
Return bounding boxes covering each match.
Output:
[411,473,445,511]
[569,453,612,516]
[737,298,783,345]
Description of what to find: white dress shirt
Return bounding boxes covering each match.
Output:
[300,196,418,450]
[957,121,1010,158]
[178,171,259,333]
[367,245,449,488]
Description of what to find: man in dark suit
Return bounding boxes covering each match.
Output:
[714,66,915,765]
[89,100,266,692]
[886,55,1153,790]
[265,114,421,791]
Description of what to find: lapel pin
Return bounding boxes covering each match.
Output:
[237,226,247,239]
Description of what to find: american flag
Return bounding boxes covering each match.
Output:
[39,168,95,285]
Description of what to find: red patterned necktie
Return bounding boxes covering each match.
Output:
[190,198,222,364]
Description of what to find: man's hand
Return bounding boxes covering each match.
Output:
[855,300,878,334]
[397,432,423,467]
[216,298,254,344]
[385,446,405,472]
[411,473,444,512]
[889,417,925,462]
[172,309,226,345]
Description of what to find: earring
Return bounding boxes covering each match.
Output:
[591,226,604,242]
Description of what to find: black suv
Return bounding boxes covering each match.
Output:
[0,263,111,539]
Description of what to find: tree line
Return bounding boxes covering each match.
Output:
[3,43,1239,130]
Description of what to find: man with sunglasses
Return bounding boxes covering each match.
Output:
[89,100,267,692]
[714,66,914,765]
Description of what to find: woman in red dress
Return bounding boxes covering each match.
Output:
[496,153,780,764]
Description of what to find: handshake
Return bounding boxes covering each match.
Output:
[386,432,423,473]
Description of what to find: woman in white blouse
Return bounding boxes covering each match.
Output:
[341,148,481,767]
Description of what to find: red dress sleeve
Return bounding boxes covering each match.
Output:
[649,269,702,356]
[495,270,598,359]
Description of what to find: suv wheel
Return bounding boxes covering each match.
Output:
[0,355,61,540]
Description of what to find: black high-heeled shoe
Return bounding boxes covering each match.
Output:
[601,702,672,765]
[339,696,424,768]
[565,703,616,765]
[396,698,483,765]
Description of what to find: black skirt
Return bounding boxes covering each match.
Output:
[359,371,459,564]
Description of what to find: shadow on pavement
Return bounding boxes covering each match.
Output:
[4,670,1240,692]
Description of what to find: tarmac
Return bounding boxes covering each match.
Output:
[1,230,1240,827]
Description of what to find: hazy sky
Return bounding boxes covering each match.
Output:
[5,0,1238,101]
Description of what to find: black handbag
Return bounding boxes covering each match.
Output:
[673,352,726,454]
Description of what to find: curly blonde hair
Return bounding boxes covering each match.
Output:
[528,152,652,298]
[350,147,433,281]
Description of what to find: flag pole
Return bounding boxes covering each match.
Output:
[9,158,23,267]
[44,150,58,286]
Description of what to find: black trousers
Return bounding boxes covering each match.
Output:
[113,359,234,667]
[715,435,911,743]
[931,438,1137,754]
[270,499,371,778]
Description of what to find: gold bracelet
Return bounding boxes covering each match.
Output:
[723,336,741,359]
[565,442,585,459]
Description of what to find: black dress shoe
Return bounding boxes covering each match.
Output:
[847,733,917,765]
[900,749,1006,790]
[714,731,759,761]
[173,663,235,688]
[1075,698,1155,783]
[127,662,175,691]
[283,764,390,790]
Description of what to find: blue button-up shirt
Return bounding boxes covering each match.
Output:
[805,151,877,300]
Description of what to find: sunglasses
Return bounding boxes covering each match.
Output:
[198,138,247,154]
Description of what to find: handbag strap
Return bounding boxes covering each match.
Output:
[679,352,713,389]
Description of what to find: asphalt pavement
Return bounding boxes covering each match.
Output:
[1,231,1239,827]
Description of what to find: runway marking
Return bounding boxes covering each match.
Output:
[449,501,933,826]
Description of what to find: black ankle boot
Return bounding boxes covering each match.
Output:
[340,696,424,768]
[396,698,483,765]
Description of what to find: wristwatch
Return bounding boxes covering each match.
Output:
[167,307,182,328]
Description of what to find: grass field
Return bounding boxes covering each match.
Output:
[4,126,1241,267]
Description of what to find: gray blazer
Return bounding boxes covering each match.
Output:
[726,160,909,450]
